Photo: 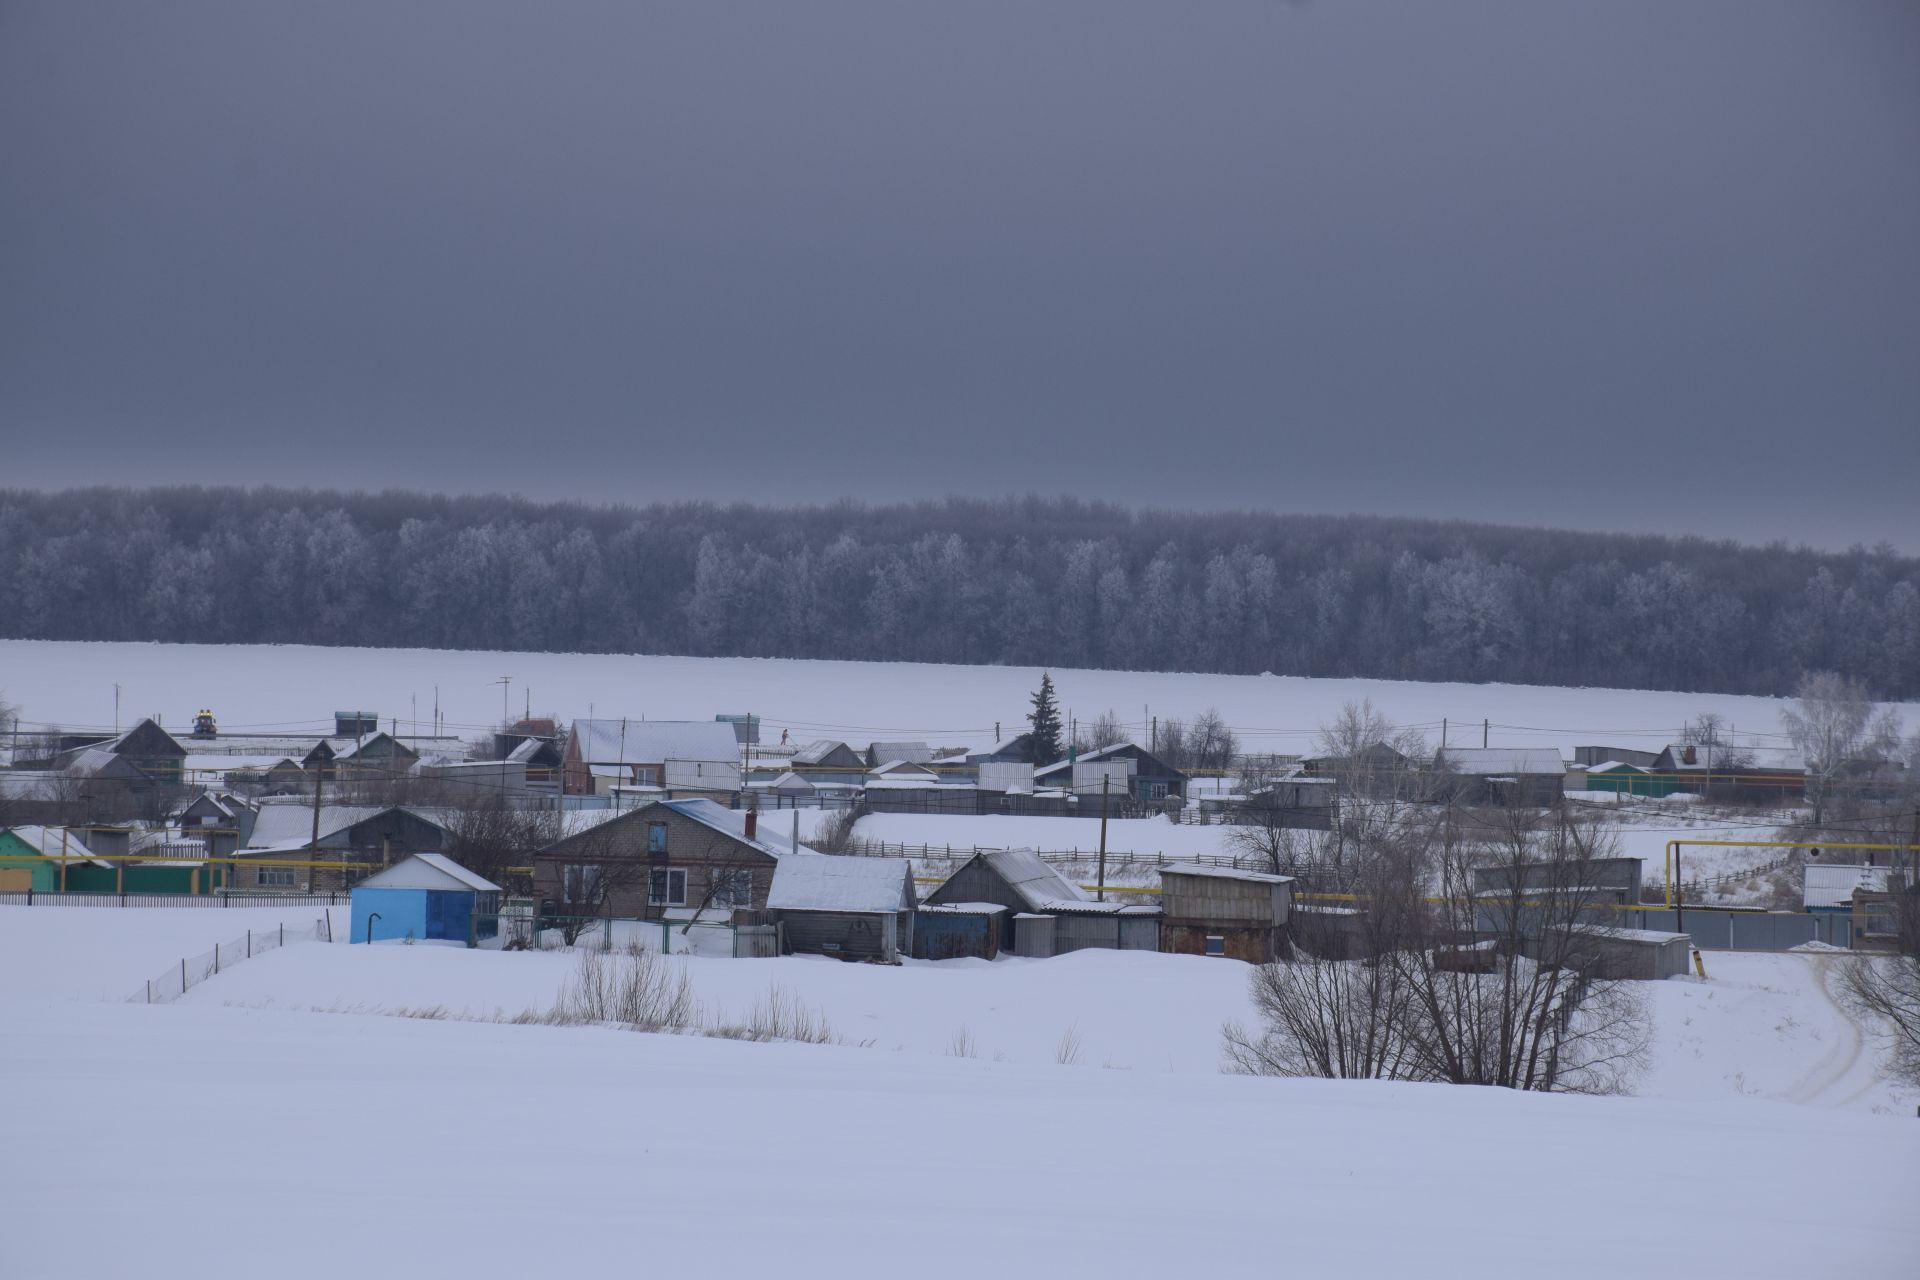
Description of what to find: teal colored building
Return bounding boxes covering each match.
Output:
[350,854,501,945]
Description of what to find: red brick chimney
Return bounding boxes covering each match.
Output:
[744,809,758,840]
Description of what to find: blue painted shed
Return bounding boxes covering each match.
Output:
[350,853,502,945]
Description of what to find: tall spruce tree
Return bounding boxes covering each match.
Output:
[1026,673,1063,764]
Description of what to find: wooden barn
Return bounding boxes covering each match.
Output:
[1158,863,1295,962]
[767,855,917,963]
[924,848,1159,957]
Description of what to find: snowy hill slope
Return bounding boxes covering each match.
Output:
[12,638,1910,755]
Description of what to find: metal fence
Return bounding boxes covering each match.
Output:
[474,912,769,958]
[131,914,336,1004]
[0,890,349,909]
[1617,907,1855,951]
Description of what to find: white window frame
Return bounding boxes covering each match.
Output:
[257,866,296,888]
[649,866,688,907]
[563,863,604,903]
[710,868,755,909]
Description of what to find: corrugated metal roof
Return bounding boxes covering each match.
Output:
[1160,862,1295,885]
[571,719,740,765]
[768,856,913,913]
[973,848,1091,911]
[1435,748,1567,776]
[1803,863,1889,909]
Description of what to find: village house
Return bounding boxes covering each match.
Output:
[534,799,914,960]
[562,719,742,796]
[1031,742,1188,806]
[923,848,1159,957]
[1432,747,1568,807]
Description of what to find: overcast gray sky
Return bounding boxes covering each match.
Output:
[3,2,1916,549]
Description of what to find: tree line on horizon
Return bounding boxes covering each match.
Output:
[0,487,1914,699]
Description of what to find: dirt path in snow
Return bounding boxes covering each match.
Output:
[1779,956,1867,1107]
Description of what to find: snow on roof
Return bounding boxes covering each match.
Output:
[867,741,933,764]
[571,720,741,765]
[791,740,855,765]
[356,853,501,894]
[1574,924,1690,945]
[1804,864,1890,909]
[1159,862,1295,885]
[1435,748,1567,776]
[1032,742,1141,778]
[869,759,940,778]
[1657,743,1805,772]
[1585,761,1649,774]
[971,848,1092,911]
[243,803,386,852]
[768,855,913,913]
[766,771,816,791]
[661,798,814,860]
[1,826,111,866]
[918,902,1009,914]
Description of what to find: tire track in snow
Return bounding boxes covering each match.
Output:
[1780,956,1865,1107]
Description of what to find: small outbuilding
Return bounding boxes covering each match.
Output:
[1158,862,1295,962]
[766,854,917,963]
[1559,925,1692,980]
[350,853,502,946]
[912,903,1008,960]
[923,848,1159,957]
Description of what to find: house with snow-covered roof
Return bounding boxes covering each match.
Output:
[532,798,914,960]
[350,854,503,945]
[563,719,742,797]
[1432,747,1568,807]
[923,848,1159,957]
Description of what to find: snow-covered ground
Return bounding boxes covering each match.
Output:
[3,906,1916,1277]
[12,637,1912,756]
[851,811,1238,859]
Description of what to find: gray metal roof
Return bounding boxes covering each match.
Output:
[571,719,741,765]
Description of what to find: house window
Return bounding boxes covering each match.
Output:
[1149,782,1169,800]
[647,823,669,854]
[649,867,688,907]
[634,766,661,786]
[258,866,296,888]
[562,864,604,903]
[710,869,755,909]
[1204,935,1227,957]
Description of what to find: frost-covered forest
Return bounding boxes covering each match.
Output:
[1,488,1914,698]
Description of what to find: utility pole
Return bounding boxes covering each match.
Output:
[494,676,511,727]
[1096,773,1112,902]
[1151,715,1158,755]
[1482,718,1488,749]
[309,752,325,887]
[114,683,121,733]
[1441,718,1448,751]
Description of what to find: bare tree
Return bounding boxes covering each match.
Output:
[545,823,651,946]
[1782,672,1902,824]
[1224,801,1648,1094]
[1840,875,1920,1087]
[1071,709,1132,756]
[1187,707,1238,773]
[443,799,561,896]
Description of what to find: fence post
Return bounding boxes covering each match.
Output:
[247,930,252,959]
[180,956,187,993]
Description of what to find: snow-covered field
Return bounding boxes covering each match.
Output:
[11,637,1910,756]
[3,905,1917,1278]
